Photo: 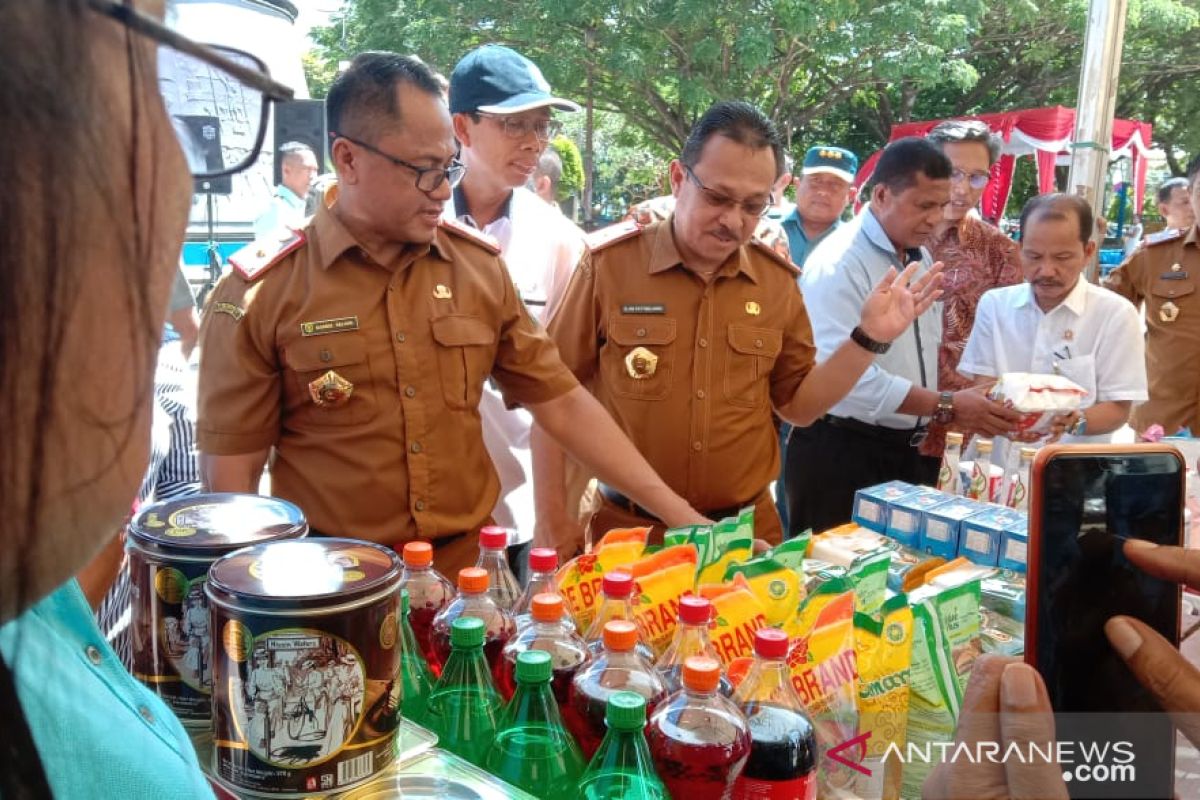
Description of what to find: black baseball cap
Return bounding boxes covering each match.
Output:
[449,45,581,115]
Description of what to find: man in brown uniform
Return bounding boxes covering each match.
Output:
[197,53,705,577]
[1104,158,1200,435]
[533,101,943,550]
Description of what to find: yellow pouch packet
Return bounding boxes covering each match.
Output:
[555,527,649,631]
[699,578,770,667]
[722,555,804,636]
[622,544,699,657]
[854,595,914,800]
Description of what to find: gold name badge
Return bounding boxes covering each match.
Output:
[300,316,359,336]
[625,346,659,379]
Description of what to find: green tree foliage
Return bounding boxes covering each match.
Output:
[549,135,584,200]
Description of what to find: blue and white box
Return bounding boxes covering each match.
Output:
[958,505,1023,567]
[852,481,917,533]
[886,489,954,548]
[920,498,987,559]
[998,516,1029,572]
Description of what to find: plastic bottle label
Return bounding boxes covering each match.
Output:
[733,773,817,800]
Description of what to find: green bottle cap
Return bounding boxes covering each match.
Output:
[450,616,486,648]
[400,588,410,616]
[605,691,646,730]
[515,650,552,684]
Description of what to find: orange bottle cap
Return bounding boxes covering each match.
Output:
[602,619,638,651]
[402,541,433,567]
[531,593,564,622]
[457,567,489,593]
[682,656,722,692]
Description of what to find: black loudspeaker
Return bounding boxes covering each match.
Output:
[272,100,327,186]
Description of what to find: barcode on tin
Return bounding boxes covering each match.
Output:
[337,752,373,786]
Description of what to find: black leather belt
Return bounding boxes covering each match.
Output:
[598,484,747,523]
[820,414,928,448]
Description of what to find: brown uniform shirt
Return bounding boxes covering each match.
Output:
[548,217,817,512]
[197,198,579,545]
[1105,226,1200,434]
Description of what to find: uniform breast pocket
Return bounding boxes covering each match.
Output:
[430,315,497,410]
[284,334,377,426]
[1055,353,1097,403]
[603,316,677,401]
[1149,278,1194,326]
[724,325,782,408]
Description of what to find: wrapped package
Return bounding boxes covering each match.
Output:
[988,372,1088,434]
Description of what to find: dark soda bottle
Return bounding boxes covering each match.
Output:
[513,548,576,632]
[424,617,503,768]
[647,656,751,800]
[398,540,454,677]
[731,628,818,800]
[476,525,522,611]
[498,593,589,703]
[576,692,668,800]
[655,594,733,696]
[566,620,667,759]
[399,588,434,724]
[486,650,586,796]
[430,567,515,675]
[582,570,655,661]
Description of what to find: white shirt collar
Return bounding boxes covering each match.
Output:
[1017,275,1088,317]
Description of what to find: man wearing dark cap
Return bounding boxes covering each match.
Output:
[781,146,859,268]
[446,44,588,568]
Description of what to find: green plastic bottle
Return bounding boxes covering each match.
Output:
[423,616,502,768]
[576,692,668,800]
[399,588,434,724]
[486,650,586,797]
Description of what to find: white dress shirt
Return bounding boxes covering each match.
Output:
[801,208,943,430]
[958,277,1148,443]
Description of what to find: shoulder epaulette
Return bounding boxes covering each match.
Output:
[749,234,799,273]
[438,217,502,255]
[228,229,306,282]
[1143,228,1184,247]
[586,219,642,252]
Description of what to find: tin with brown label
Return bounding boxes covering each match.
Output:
[207,538,403,797]
[127,493,307,725]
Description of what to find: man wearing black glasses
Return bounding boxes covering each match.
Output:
[197,52,706,579]
[534,101,943,549]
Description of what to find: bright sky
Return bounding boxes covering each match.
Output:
[290,0,345,41]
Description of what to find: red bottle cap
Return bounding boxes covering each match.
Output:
[479,526,508,550]
[682,656,722,692]
[754,627,789,659]
[457,567,489,593]
[677,595,712,626]
[531,593,564,622]
[401,541,432,568]
[528,547,558,573]
[603,620,638,651]
[602,570,633,598]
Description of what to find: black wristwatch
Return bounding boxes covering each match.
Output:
[933,391,955,425]
[850,325,891,354]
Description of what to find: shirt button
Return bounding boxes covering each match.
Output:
[692,441,703,451]
[319,348,332,363]
[85,645,102,666]
[636,328,647,338]
[754,339,763,348]
[405,386,416,398]
[396,332,406,343]
[414,499,426,512]
[138,705,155,725]
[698,338,708,348]
[410,442,422,454]
[696,389,706,399]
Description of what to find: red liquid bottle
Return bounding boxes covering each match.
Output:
[582,570,655,662]
[731,628,818,800]
[430,567,515,675]
[566,620,667,759]
[476,525,522,611]
[513,548,576,632]
[398,541,454,677]
[655,595,733,696]
[648,656,751,800]
[498,593,589,703]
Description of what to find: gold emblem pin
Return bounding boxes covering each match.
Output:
[433,284,452,299]
[1063,329,1074,341]
[745,301,761,316]
[1161,300,1180,323]
[1172,263,1183,272]
[625,346,659,379]
[308,370,354,408]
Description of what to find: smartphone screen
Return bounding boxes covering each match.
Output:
[1029,448,1183,797]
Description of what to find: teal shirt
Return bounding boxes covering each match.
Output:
[781,208,841,268]
[1,580,213,799]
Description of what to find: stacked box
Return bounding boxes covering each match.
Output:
[920,498,987,559]
[998,516,1029,572]
[852,480,917,533]
[958,505,1024,567]
[886,489,955,548]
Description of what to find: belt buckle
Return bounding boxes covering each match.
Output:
[909,429,929,447]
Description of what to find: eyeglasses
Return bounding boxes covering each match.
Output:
[950,169,991,190]
[683,165,773,218]
[89,0,295,181]
[332,132,466,193]
[477,113,563,143]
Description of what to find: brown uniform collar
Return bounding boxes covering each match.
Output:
[310,184,451,270]
[1184,225,1200,248]
[647,216,761,284]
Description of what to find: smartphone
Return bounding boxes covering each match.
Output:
[1026,444,1184,798]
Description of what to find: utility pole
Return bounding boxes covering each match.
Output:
[1067,0,1129,281]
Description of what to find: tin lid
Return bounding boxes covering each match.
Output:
[128,493,306,560]
[207,538,401,611]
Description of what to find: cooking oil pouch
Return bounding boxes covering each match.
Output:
[979,607,1024,657]
[887,542,946,594]
[810,527,894,620]
[555,527,650,631]
[901,578,983,798]
[620,543,700,656]
[854,595,914,800]
[980,569,1026,622]
[722,555,805,636]
[700,577,770,667]
[764,536,810,572]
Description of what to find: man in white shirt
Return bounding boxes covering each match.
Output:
[446,45,587,573]
[960,193,1147,442]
